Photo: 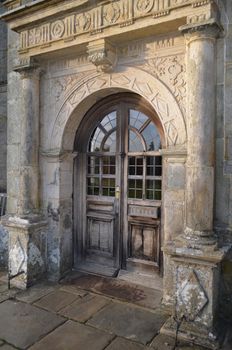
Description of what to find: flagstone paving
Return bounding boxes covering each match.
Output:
[0,271,230,350]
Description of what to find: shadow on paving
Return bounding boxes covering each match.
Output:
[60,271,163,310]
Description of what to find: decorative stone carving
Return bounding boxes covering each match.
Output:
[15,0,198,52]
[177,269,208,321]
[9,236,26,276]
[88,39,117,72]
[49,67,186,151]
[138,55,186,114]
[52,72,87,101]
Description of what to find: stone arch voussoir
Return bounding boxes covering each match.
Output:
[50,67,187,152]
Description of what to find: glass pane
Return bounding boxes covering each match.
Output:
[101,111,117,131]
[103,156,115,175]
[87,177,100,195]
[155,191,162,200]
[129,157,144,176]
[102,178,115,197]
[129,130,144,152]
[142,122,161,151]
[129,109,148,130]
[128,179,143,199]
[155,167,162,176]
[88,156,100,175]
[102,131,116,152]
[145,180,162,200]
[89,127,105,152]
[147,156,162,176]
[88,111,117,152]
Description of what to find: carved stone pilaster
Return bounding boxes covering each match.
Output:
[87,39,117,73]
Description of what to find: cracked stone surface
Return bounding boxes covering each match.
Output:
[0,272,230,350]
[29,320,114,350]
[0,300,65,349]
[87,301,168,344]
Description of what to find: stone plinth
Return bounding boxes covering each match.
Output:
[2,215,47,289]
[161,243,229,349]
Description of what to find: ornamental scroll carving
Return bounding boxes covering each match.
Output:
[49,67,187,151]
[19,0,194,51]
[137,55,186,114]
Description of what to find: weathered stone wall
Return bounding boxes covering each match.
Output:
[0,2,8,270]
[215,0,232,320]
[0,2,7,193]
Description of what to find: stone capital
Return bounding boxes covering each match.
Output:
[14,57,42,79]
[179,20,222,45]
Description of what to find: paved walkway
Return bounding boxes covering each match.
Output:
[0,271,231,350]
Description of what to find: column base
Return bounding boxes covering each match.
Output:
[162,241,231,350]
[178,227,218,250]
[161,317,221,350]
[2,215,47,289]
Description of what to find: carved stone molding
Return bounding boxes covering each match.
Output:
[88,39,117,73]
[49,67,186,152]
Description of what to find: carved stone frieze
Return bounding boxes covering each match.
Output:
[16,0,198,52]
[136,55,186,114]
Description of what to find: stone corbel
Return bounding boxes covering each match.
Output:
[87,39,117,73]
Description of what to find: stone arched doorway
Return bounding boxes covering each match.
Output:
[73,93,165,282]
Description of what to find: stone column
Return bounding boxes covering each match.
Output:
[161,22,231,349]
[183,24,219,248]
[17,67,40,215]
[2,62,47,289]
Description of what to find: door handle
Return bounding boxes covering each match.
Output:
[115,186,120,199]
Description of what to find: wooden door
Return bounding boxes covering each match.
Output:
[74,94,163,277]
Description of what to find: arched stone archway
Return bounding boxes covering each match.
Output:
[49,66,187,153]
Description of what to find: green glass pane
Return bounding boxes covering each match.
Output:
[129,166,135,175]
[136,180,142,189]
[109,166,115,175]
[102,188,108,196]
[129,157,135,165]
[128,190,135,198]
[129,179,135,189]
[110,179,115,187]
[109,188,115,196]
[136,166,143,176]
[155,166,162,176]
[94,187,100,195]
[136,190,142,199]
[155,191,162,200]
[88,187,93,195]
[155,156,162,165]
[146,190,154,200]
[146,180,154,190]
[155,180,162,190]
